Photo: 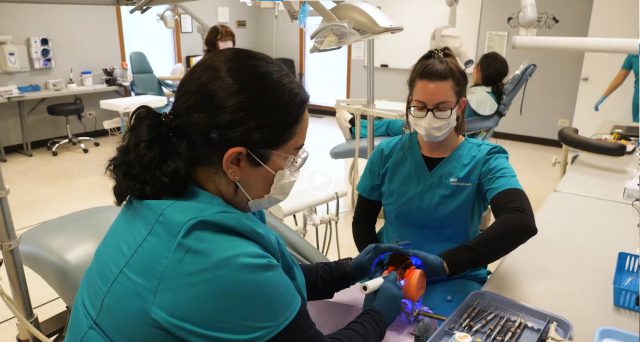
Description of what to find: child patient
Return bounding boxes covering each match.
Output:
[465,52,509,119]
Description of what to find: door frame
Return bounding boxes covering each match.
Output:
[115,5,182,65]
[298,21,352,112]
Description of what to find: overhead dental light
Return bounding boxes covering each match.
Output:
[430,0,473,68]
[307,1,403,53]
[301,1,402,163]
[156,4,211,42]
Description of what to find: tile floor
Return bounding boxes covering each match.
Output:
[0,115,563,339]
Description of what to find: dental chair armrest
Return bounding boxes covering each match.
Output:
[464,115,501,134]
[558,127,626,156]
[159,80,178,93]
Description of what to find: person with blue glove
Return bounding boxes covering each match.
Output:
[67,49,407,342]
[594,96,607,112]
[595,54,639,123]
[352,47,538,316]
[363,272,404,325]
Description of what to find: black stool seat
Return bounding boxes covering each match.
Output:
[47,103,84,116]
[45,99,99,156]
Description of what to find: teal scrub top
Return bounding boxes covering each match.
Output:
[66,185,306,341]
[357,133,521,314]
[350,118,406,138]
[622,54,639,122]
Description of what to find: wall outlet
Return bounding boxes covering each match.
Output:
[558,119,570,126]
[86,111,96,117]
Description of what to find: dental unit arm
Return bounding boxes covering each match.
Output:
[430,0,474,68]
[511,0,638,54]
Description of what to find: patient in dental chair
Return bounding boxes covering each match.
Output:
[465,52,509,120]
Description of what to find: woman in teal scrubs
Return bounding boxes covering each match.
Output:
[595,54,639,123]
[66,49,406,341]
[352,48,538,316]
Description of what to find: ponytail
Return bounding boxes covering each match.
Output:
[477,52,509,106]
[491,82,505,105]
[107,106,190,205]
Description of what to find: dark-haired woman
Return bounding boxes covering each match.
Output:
[66,49,405,341]
[465,52,509,120]
[352,48,537,315]
[204,24,236,54]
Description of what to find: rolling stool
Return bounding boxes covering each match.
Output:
[46,98,99,156]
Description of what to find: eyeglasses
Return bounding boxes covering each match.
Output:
[249,148,309,172]
[408,100,459,120]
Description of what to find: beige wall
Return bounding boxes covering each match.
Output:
[0,2,122,146]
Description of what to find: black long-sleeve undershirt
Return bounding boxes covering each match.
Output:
[300,260,354,301]
[268,260,388,341]
[352,156,537,276]
[440,188,537,274]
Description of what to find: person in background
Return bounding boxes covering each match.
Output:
[204,24,236,54]
[464,52,509,120]
[595,54,639,123]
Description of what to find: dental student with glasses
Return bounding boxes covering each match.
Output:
[67,49,406,341]
[352,47,538,315]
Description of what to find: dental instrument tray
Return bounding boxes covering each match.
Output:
[427,290,572,342]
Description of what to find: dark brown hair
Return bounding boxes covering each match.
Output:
[406,47,468,135]
[204,25,236,54]
[476,52,509,105]
[107,49,308,205]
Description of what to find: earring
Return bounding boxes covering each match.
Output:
[229,170,239,181]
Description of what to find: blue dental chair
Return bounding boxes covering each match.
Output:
[129,51,175,112]
[329,64,537,160]
[18,208,326,307]
[465,63,538,140]
[330,102,399,161]
[16,206,326,338]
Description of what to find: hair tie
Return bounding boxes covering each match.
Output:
[432,49,445,59]
[161,111,174,124]
[420,49,446,62]
[160,112,176,136]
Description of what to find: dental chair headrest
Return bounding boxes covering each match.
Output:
[130,51,155,74]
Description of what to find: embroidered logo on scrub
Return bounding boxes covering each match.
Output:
[449,177,474,186]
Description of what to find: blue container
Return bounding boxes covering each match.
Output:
[428,290,572,342]
[613,252,639,312]
[594,326,639,342]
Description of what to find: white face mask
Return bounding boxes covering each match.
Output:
[218,41,233,49]
[235,149,306,212]
[409,112,457,142]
